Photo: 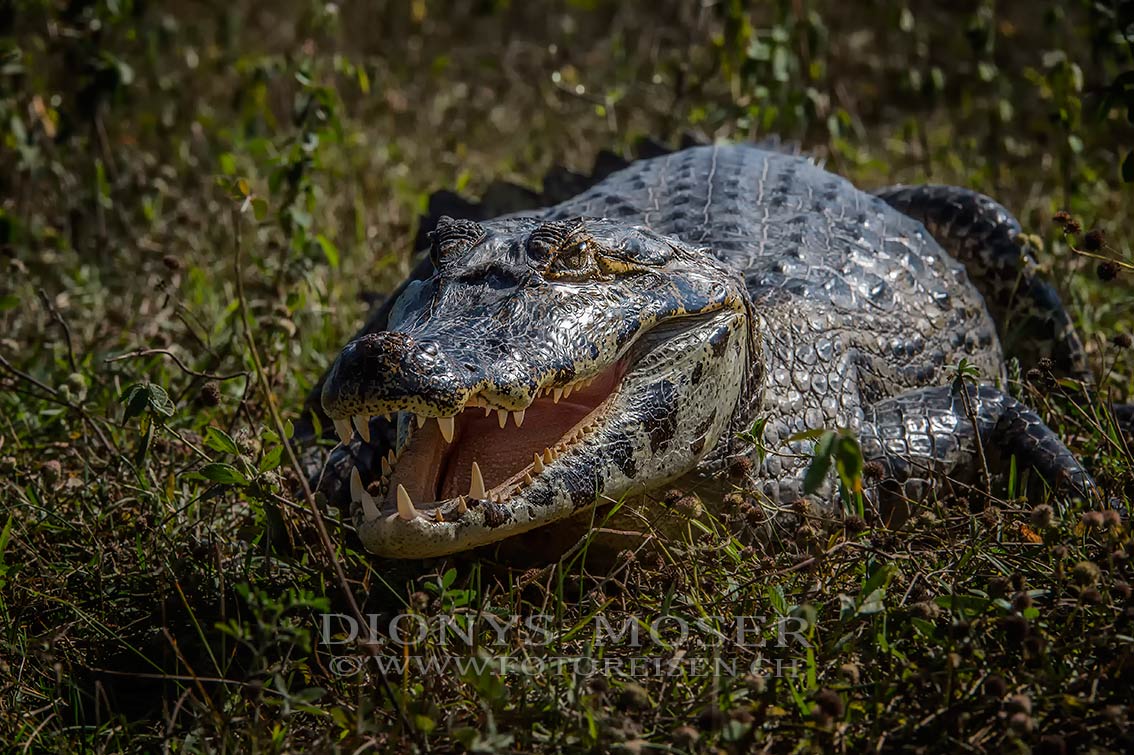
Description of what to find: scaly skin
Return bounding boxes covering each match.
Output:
[308,143,1107,559]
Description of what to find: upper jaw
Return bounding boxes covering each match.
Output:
[338,362,624,524]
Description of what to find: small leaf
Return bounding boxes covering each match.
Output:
[802,430,837,494]
[316,234,340,269]
[933,593,991,618]
[787,427,828,443]
[204,426,240,456]
[146,383,175,417]
[197,463,248,486]
[861,562,895,598]
[259,445,283,472]
[133,419,153,466]
[120,383,151,420]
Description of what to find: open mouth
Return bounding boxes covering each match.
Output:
[335,361,627,523]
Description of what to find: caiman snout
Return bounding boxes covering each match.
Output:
[321,331,474,421]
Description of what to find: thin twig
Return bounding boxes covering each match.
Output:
[230,208,413,737]
[104,348,249,383]
[37,288,79,373]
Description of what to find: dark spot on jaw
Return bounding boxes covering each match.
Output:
[689,410,717,455]
[606,432,638,479]
[691,361,704,385]
[483,502,512,528]
[525,484,554,510]
[709,327,730,358]
[644,380,679,454]
[569,478,597,508]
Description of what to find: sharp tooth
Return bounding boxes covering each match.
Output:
[387,450,397,464]
[333,418,353,445]
[360,489,379,519]
[438,416,455,443]
[497,410,507,429]
[416,414,426,429]
[513,410,525,428]
[396,484,417,521]
[563,385,573,399]
[353,415,371,443]
[381,457,392,477]
[436,510,445,522]
[523,472,533,485]
[469,461,486,499]
[456,496,468,514]
[553,388,563,403]
[484,407,491,417]
[350,467,364,501]
[351,468,380,519]
[532,453,544,473]
[543,448,554,463]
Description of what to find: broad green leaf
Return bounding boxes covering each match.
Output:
[204,426,240,456]
[258,445,283,472]
[197,463,248,486]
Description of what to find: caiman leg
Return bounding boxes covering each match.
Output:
[873,185,1091,381]
[859,382,1098,523]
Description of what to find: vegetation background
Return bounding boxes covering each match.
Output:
[2,0,1134,751]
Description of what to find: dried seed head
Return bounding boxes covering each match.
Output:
[671,726,699,748]
[1030,504,1055,530]
[1082,510,1106,531]
[728,455,753,478]
[1083,228,1106,251]
[41,459,62,485]
[1072,560,1101,587]
[1113,332,1132,349]
[1001,613,1029,643]
[696,706,728,731]
[983,674,1008,698]
[1080,587,1103,603]
[812,688,845,720]
[198,381,221,407]
[1097,260,1119,282]
[617,683,650,710]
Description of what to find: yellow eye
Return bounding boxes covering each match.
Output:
[546,239,596,279]
[558,241,588,269]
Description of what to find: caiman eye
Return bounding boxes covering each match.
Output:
[547,239,598,280]
[428,217,486,268]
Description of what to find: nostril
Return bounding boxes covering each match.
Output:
[463,362,478,372]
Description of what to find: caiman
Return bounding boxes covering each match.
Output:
[300,140,1126,559]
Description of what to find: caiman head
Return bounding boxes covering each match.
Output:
[321,215,756,558]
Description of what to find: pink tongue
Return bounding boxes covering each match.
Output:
[439,403,593,499]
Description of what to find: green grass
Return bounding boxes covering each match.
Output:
[2,0,1133,751]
